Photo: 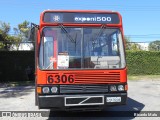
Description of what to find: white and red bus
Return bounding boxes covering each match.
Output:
[34,10,128,111]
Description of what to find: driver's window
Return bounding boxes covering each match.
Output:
[44,37,54,69]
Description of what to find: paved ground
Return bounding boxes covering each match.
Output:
[0,80,160,120]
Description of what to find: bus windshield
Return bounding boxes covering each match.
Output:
[39,27,126,70]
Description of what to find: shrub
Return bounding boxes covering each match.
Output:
[126,51,160,75]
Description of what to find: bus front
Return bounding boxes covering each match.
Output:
[36,10,127,111]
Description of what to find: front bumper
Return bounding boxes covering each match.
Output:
[38,92,127,110]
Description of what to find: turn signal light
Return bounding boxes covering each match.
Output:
[37,87,42,94]
[125,84,128,91]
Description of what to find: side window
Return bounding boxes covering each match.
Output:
[44,37,54,69]
[111,33,119,56]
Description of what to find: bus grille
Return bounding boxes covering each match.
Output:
[73,72,120,84]
[60,85,108,94]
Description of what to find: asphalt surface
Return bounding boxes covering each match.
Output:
[0,80,160,120]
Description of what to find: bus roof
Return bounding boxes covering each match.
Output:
[41,10,120,13]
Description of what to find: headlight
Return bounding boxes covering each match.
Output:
[118,85,124,91]
[110,85,117,92]
[51,87,58,93]
[42,87,50,93]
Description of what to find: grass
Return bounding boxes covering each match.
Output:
[128,75,160,80]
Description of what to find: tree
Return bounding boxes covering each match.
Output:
[12,21,31,50]
[149,40,160,51]
[124,36,132,50]
[124,36,141,51]
[0,20,29,50]
[0,21,10,36]
[0,21,11,50]
[14,20,30,40]
[130,43,141,51]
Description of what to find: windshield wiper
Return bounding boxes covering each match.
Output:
[58,24,75,43]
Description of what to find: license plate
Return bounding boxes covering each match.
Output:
[106,97,121,102]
